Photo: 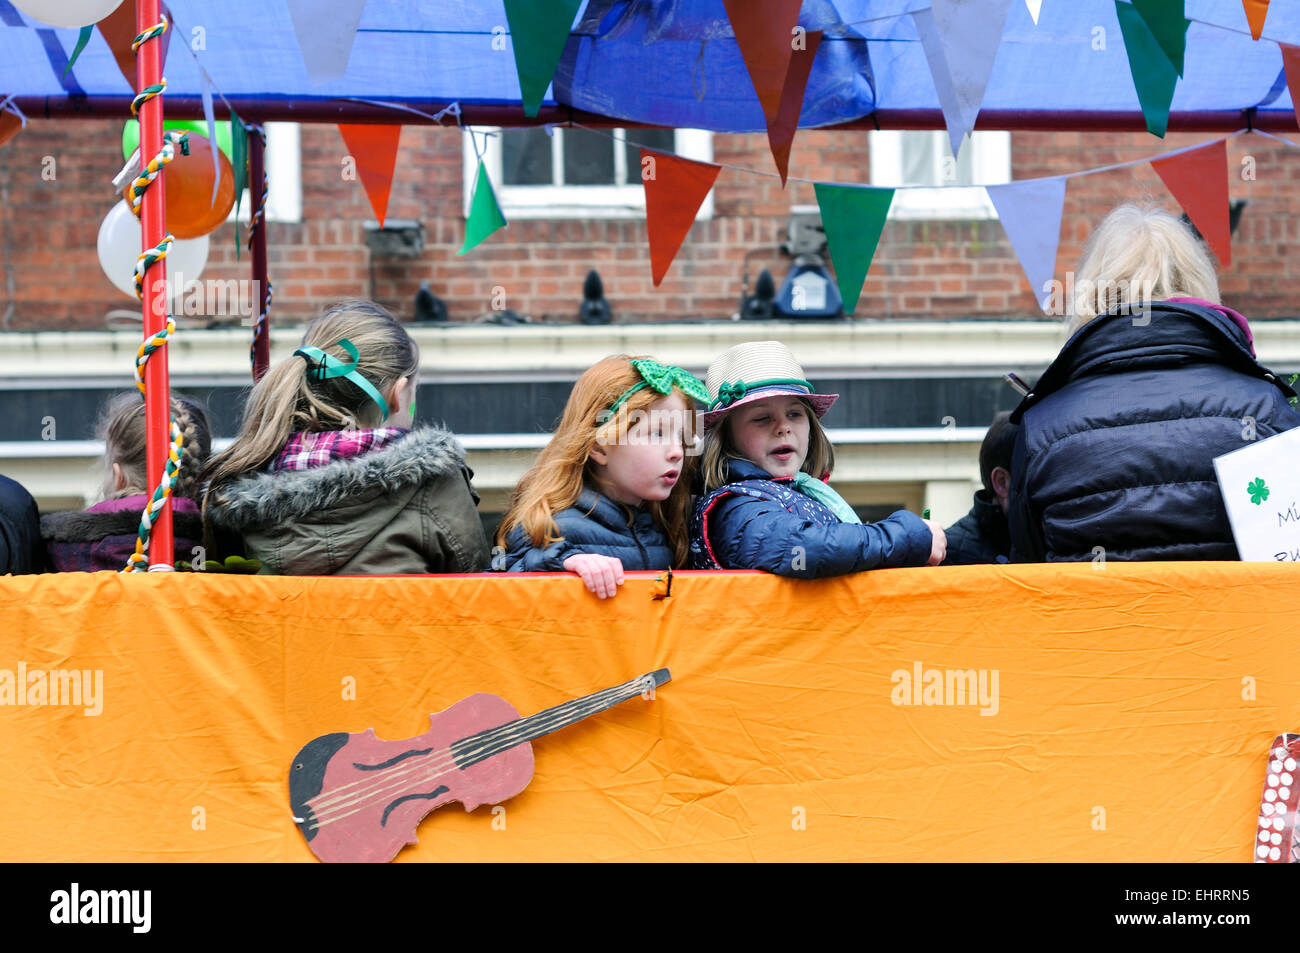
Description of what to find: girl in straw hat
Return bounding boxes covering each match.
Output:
[691,341,945,576]
[496,355,708,598]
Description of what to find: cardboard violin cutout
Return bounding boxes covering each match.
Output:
[290,669,670,863]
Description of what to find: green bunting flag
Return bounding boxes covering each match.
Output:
[502,0,582,118]
[812,183,893,316]
[1115,1,1180,138]
[231,110,248,261]
[63,26,93,76]
[1133,0,1189,77]
[459,160,507,255]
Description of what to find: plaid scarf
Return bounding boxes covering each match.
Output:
[269,428,409,473]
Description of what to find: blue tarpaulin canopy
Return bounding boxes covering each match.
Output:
[1,1,1298,129]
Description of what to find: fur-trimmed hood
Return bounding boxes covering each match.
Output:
[207,425,474,533]
[41,495,201,543]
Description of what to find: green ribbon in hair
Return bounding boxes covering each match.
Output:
[606,359,710,417]
[293,338,390,421]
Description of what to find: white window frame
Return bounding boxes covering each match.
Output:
[228,122,302,224]
[869,130,1010,220]
[463,127,714,220]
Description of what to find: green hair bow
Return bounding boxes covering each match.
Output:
[293,338,390,420]
[607,359,709,416]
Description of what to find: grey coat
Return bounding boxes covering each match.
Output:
[206,426,490,575]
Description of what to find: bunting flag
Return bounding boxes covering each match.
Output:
[338,124,402,227]
[98,1,171,87]
[1115,0,1180,137]
[642,150,721,286]
[201,75,220,206]
[1026,0,1043,25]
[986,178,1067,313]
[812,183,893,316]
[231,110,248,261]
[767,30,822,186]
[0,109,22,150]
[286,0,367,86]
[459,160,507,255]
[1151,140,1231,267]
[503,0,582,118]
[1243,0,1271,41]
[1282,44,1300,130]
[1133,0,1189,77]
[912,0,1014,158]
[722,0,803,125]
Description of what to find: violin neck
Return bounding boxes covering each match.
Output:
[450,669,670,770]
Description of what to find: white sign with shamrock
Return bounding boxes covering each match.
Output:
[1213,426,1300,562]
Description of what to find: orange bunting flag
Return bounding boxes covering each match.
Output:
[99,2,172,88]
[767,30,822,186]
[1242,0,1271,41]
[1281,44,1300,131]
[1151,140,1231,267]
[338,124,403,227]
[641,150,721,286]
[0,109,21,150]
[723,0,804,125]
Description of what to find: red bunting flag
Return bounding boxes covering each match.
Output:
[0,110,22,150]
[723,0,804,125]
[338,124,403,227]
[767,30,822,186]
[641,150,721,286]
[1281,44,1300,131]
[1150,140,1231,267]
[1242,0,1271,41]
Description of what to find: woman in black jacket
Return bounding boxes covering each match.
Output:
[1009,204,1300,562]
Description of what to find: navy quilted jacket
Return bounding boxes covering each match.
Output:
[498,486,674,572]
[1008,301,1300,562]
[690,458,933,577]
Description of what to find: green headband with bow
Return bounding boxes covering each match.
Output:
[293,338,391,420]
[605,359,709,418]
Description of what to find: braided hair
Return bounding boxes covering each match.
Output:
[98,392,213,501]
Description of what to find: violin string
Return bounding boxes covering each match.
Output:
[305,679,643,815]
[303,677,655,829]
[304,680,648,829]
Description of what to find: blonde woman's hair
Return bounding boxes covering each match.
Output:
[496,355,698,568]
[201,300,418,520]
[98,392,212,501]
[1069,203,1221,334]
[699,396,835,493]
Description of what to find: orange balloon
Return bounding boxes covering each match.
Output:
[122,135,236,240]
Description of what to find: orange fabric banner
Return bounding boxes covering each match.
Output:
[1,563,1297,862]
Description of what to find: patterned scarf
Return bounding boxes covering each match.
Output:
[269,428,409,473]
[792,472,862,524]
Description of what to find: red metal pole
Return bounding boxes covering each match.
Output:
[249,126,271,381]
[136,0,173,567]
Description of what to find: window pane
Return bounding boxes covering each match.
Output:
[900,132,935,185]
[563,127,615,185]
[501,128,553,185]
[625,128,675,176]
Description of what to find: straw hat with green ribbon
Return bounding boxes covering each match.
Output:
[703,341,837,428]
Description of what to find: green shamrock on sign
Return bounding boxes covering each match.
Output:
[1248,478,1270,505]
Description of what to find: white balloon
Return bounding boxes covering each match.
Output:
[9,0,125,30]
[97,202,209,307]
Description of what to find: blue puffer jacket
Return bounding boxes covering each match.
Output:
[1008,300,1300,562]
[690,458,934,577]
[498,486,674,572]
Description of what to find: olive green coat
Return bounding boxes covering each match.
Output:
[206,426,490,575]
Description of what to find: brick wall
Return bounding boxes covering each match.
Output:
[0,119,1296,331]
